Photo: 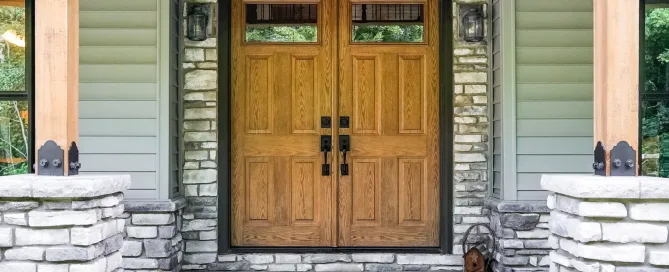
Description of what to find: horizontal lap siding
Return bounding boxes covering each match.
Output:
[491,0,502,198]
[79,0,159,199]
[515,0,593,201]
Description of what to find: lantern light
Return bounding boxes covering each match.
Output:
[187,5,209,41]
[461,7,484,43]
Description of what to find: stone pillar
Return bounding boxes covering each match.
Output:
[542,174,669,271]
[121,199,185,271]
[488,199,551,271]
[0,174,130,272]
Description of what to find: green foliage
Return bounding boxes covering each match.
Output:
[643,9,669,139]
[0,6,28,176]
[246,26,317,42]
[645,9,669,94]
[0,6,25,92]
[352,25,423,43]
[244,24,423,43]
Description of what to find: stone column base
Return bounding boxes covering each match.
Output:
[542,174,669,271]
[487,199,551,272]
[121,198,185,271]
[0,174,130,272]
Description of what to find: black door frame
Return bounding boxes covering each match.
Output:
[217,0,454,254]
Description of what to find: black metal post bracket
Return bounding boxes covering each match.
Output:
[593,141,606,176]
[35,140,80,176]
[593,140,636,176]
[610,141,636,176]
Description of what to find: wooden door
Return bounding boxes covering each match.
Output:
[231,0,337,246]
[336,0,440,247]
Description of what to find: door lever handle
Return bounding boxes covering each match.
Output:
[339,135,350,176]
[320,136,332,176]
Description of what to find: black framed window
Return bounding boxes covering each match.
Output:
[351,4,425,43]
[245,4,318,43]
[0,0,33,176]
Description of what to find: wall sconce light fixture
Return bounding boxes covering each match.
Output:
[460,5,484,43]
[187,4,209,41]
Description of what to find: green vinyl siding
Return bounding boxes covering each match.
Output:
[79,0,171,200]
[514,0,594,200]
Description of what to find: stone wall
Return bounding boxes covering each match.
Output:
[210,253,463,271]
[0,174,129,272]
[180,0,491,269]
[543,174,669,271]
[121,199,186,271]
[452,0,491,255]
[181,0,220,268]
[488,199,551,272]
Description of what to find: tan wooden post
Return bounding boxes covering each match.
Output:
[593,0,639,176]
[34,0,80,175]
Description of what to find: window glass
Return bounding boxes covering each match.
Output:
[0,4,29,176]
[641,6,669,176]
[0,100,28,175]
[351,4,424,43]
[245,4,318,43]
[0,6,26,92]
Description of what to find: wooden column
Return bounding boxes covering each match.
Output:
[593,0,639,176]
[34,0,79,175]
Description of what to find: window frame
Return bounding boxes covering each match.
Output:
[0,0,35,175]
[243,2,321,45]
[348,2,428,45]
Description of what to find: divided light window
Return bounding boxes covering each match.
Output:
[245,4,318,43]
[0,2,32,176]
[351,4,424,43]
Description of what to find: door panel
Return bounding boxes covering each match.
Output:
[231,0,336,246]
[337,0,440,247]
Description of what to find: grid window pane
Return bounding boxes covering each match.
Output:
[642,6,669,176]
[351,4,424,43]
[0,6,27,92]
[0,100,29,175]
[245,4,318,43]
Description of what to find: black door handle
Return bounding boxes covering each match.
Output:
[339,135,350,176]
[320,136,332,176]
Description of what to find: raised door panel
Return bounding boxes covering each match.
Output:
[246,55,273,134]
[352,56,381,134]
[292,56,319,134]
[399,56,426,134]
[351,158,381,225]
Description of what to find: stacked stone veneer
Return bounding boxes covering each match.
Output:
[121,199,186,271]
[179,0,491,269]
[0,174,129,272]
[542,174,669,271]
[207,253,463,271]
[452,0,491,255]
[488,199,551,272]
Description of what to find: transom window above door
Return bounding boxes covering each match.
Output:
[351,3,425,43]
[245,3,318,43]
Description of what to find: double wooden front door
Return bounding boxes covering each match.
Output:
[231,0,440,247]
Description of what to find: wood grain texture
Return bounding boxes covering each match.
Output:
[593,0,639,175]
[231,0,335,246]
[35,0,79,175]
[233,0,439,247]
[0,0,23,7]
[337,0,439,247]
